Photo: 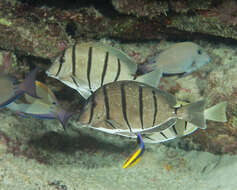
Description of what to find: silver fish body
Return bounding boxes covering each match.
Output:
[156,42,211,74]
[136,42,211,84]
[75,80,207,142]
[47,42,157,99]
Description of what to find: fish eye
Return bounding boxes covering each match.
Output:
[197,49,202,55]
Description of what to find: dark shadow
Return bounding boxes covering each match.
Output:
[29,130,134,154]
[27,129,136,167]
[15,0,121,18]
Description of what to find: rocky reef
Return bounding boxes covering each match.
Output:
[1,0,237,59]
[0,0,237,185]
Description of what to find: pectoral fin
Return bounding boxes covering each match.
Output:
[135,69,162,88]
[123,133,145,169]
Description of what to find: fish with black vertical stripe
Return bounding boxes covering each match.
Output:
[74,81,227,168]
[46,42,159,99]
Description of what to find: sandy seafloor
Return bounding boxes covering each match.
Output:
[1,39,237,190]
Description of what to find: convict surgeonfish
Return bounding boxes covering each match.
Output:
[74,80,227,168]
[134,42,211,83]
[7,81,72,128]
[46,41,159,99]
[0,68,38,109]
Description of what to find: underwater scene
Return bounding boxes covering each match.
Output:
[0,0,237,189]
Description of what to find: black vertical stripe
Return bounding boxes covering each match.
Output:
[152,90,157,127]
[160,132,168,139]
[105,120,117,129]
[103,85,110,120]
[121,83,132,132]
[172,125,178,135]
[71,76,79,87]
[114,59,121,82]
[139,86,144,129]
[56,50,65,77]
[88,95,96,124]
[184,121,188,130]
[101,52,109,86]
[72,44,76,77]
[87,47,93,90]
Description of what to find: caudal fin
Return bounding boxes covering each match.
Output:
[204,101,227,122]
[177,99,206,129]
[57,108,73,130]
[18,68,39,98]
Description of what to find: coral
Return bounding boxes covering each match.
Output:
[0,51,11,73]
[200,1,237,26]
[170,0,213,14]
[216,1,237,26]
[111,0,168,18]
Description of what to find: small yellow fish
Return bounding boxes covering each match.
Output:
[7,81,72,128]
[123,133,145,169]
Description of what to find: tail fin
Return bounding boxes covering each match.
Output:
[18,68,39,98]
[57,108,73,130]
[177,99,206,129]
[204,101,227,122]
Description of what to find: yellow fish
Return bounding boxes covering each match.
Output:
[7,81,72,128]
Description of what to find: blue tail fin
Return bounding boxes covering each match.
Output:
[123,133,145,169]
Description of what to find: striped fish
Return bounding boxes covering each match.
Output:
[75,81,227,139]
[46,42,159,99]
[75,81,227,168]
[76,80,209,138]
[76,80,227,140]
